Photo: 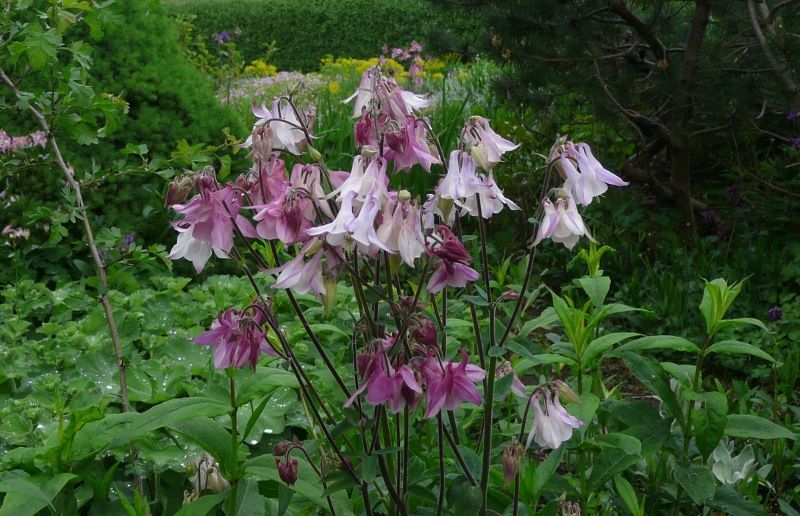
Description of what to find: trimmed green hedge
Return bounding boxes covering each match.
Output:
[164,0,485,71]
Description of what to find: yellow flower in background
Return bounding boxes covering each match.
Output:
[244,59,277,77]
[328,81,341,95]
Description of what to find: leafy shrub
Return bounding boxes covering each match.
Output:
[163,0,485,71]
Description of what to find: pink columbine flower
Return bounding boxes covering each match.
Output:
[526,390,582,450]
[421,349,486,418]
[276,457,298,486]
[376,194,426,267]
[551,139,628,206]
[343,66,379,118]
[462,116,520,170]
[270,243,325,298]
[385,116,441,172]
[169,183,257,272]
[532,191,596,251]
[193,308,276,369]
[425,226,480,294]
[306,191,358,249]
[495,360,527,398]
[459,170,520,218]
[344,341,423,414]
[437,150,487,202]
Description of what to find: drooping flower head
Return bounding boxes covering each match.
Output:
[461,116,520,170]
[549,138,628,206]
[244,97,313,155]
[532,189,595,251]
[193,308,276,369]
[425,225,480,293]
[526,388,582,450]
[420,349,486,418]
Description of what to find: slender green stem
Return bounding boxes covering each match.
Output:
[228,373,239,515]
[437,416,446,516]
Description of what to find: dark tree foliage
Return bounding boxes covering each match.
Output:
[448,0,800,235]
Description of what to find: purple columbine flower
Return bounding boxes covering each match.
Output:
[766,305,784,322]
[193,308,276,369]
[462,116,520,170]
[425,226,480,294]
[276,457,298,486]
[385,115,441,172]
[420,349,486,418]
[123,233,135,247]
[376,194,426,267]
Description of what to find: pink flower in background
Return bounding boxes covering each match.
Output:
[421,349,486,418]
[462,116,519,170]
[495,360,526,398]
[532,192,595,251]
[193,308,276,369]
[526,390,582,450]
[30,131,47,148]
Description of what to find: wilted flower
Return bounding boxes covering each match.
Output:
[462,116,519,170]
[193,308,276,369]
[526,389,582,450]
[561,501,581,516]
[412,321,438,349]
[421,349,486,418]
[532,191,595,251]
[276,457,298,486]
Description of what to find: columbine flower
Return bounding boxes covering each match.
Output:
[526,390,582,450]
[193,308,276,369]
[495,360,526,397]
[270,244,325,298]
[247,98,311,155]
[421,349,486,418]
[343,66,379,118]
[551,139,628,206]
[377,193,426,267]
[426,225,480,293]
[459,170,520,218]
[385,116,440,172]
[344,339,423,413]
[306,191,357,249]
[532,191,595,251]
[276,457,298,486]
[437,150,487,204]
[462,116,520,170]
[169,182,257,272]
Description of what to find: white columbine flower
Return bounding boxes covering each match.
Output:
[526,390,582,450]
[532,190,596,250]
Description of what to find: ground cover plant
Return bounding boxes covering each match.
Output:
[1,1,799,515]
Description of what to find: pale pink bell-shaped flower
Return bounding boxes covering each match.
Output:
[532,192,596,250]
[271,246,325,298]
[459,171,520,219]
[246,98,311,155]
[552,140,628,206]
[377,195,426,267]
[526,390,582,450]
[462,116,520,170]
[343,66,379,118]
[437,150,487,202]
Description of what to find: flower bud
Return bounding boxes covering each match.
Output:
[499,289,519,302]
[323,274,338,317]
[273,441,293,456]
[502,440,525,486]
[308,146,323,162]
[164,175,193,207]
[398,189,412,202]
[205,468,230,493]
[412,321,438,349]
[554,379,581,405]
[276,457,298,486]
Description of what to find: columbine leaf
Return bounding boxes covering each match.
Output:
[705,340,776,363]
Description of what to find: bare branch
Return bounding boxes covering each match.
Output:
[767,0,800,22]
[607,0,668,63]
[747,0,799,95]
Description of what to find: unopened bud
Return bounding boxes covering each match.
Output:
[502,440,525,486]
[499,289,519,302]
[360,144,379,158]
[469,143,491,171]
[561,501,581,516]
[554,380,581,405]
[308,146,322,162]
[412,321,438,349]
[323,275,338,317]
[437,197,454,222]
[398,189,412,202]
[273,441,293,456]
[164,176,193,207]
[276,457,298,486]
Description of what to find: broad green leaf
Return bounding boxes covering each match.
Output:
[532,446,564,497]
[446,477,481,516]
[0,473,76,516]
[174,494,226,516]
[674,465,715,504]
[518,307,558,337]
[169,418,236,479]
[587,447,641,492]
[705,340,776,363]
[711,486,768,516]
[236,367,299,405]
[714,317,768,333]
[621,353,683,424]
[614,335,699,354]
[506,342,576,367]
[234,479,266,515]
[568,393,599,439]
[691,392,728,460]
[613,476,640,516]
[724,415,797,440]
[582,332,640,366]
[105,397,230,449]
[550,291,578,343]
[577,275,611,309]
[591,433,641,455]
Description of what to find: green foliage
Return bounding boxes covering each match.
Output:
[164,0,484,71]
